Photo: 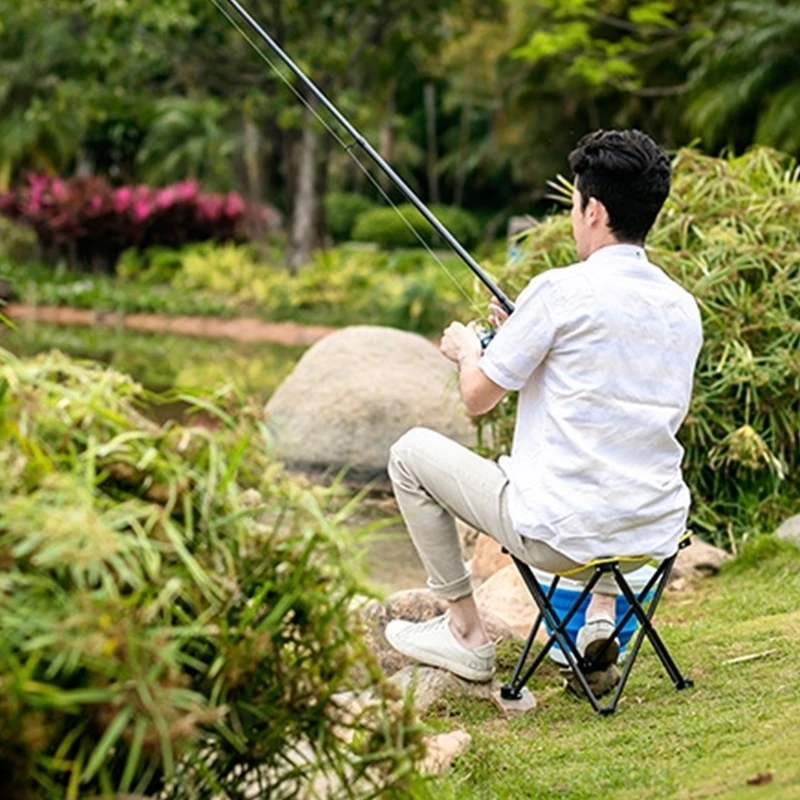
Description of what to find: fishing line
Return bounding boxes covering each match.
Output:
[209,0,512,320]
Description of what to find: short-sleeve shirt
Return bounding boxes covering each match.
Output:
[479,243,703,563]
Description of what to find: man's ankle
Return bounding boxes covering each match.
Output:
[448,615,491,650]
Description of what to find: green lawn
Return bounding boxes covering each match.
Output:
[422,537,800,799]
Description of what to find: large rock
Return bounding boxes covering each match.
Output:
[475,564,539,638]
[264,325,474,483]
[775,514,800,546]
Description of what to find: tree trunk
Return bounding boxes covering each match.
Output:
[242,115,262,200]
[286,104,318,273]
[424,82,440,205]
[316,132,333,247]
[378,81,396,192]
[453,95,473,208]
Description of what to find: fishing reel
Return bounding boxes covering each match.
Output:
[474,322,497,350]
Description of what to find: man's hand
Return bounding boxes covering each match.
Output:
[440,320,505,415]
[440,321,482,367]
[488,297,510,329]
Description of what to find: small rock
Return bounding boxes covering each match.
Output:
[671,537,730,581]
[420,730,472,775]
[775,514,800,546]
[491,685,537,717]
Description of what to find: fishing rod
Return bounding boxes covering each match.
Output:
[216,0,515,317]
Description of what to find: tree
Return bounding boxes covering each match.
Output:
[684,0,800,155]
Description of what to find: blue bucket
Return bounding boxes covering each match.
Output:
[531,565,656,665]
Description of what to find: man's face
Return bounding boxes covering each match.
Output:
[571,183,590,261]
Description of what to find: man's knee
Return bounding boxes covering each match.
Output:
[388,426,436,483]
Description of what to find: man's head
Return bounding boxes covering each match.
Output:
[568,129,671,260]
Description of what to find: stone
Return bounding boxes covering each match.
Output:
[491,685,537,717]
[390,665,495,713]
[264,325,474,484]
[420,730,472,775]
[775,514,800,546]
[359,588,522,677]
[470,535,512,585]
[475,564,540,638]
[671,537,731,581]
[457,519,480,561]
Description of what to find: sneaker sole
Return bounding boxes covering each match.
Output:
[583,637,620,671]
[385,627,494,682]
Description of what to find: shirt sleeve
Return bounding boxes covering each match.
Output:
[478,274,558,391]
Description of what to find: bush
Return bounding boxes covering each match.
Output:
[324,192,376,242]
[474,147,800,549]
[0,215,37,263]
[0,174,280,273]
[0,347,424,798]
[116,244,207,284]
[351,203,481,249]
[167,242,478,334]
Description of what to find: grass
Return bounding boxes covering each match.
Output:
[422,537,800,799]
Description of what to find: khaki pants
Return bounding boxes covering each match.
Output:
[388,427,618,600]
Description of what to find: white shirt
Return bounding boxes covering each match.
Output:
[479,244,703,563]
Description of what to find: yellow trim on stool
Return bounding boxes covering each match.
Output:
[553,530,693,578]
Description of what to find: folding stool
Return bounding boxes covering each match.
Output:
[500,534,694,715]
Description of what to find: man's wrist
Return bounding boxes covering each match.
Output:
[457,350,481,371]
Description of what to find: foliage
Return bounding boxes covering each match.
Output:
[474,147,800,548]
[171,242,476,334]
[1,322,305,402]
[0,216,37,264]
[684,0,800,155]
[1,257,234,318]
[325,192,377,242]
[0,174,279,273]
[351,204,481,249]
[0,346,424,798]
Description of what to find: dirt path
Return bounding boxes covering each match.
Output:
[4,304,337,346]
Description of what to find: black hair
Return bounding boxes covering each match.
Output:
[568,129,671,243]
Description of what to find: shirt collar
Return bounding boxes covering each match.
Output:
[585,243,647,264]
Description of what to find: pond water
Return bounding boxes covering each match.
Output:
[0,319,427,592]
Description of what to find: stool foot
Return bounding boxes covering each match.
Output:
[500,685,522,701]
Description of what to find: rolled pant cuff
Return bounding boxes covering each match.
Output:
[428,573,473,601]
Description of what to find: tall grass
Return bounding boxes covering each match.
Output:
[0,347,423,798]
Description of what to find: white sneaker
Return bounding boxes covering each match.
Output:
[576,613,620,670]
[385,614,495,682]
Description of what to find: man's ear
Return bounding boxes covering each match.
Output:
[586,196,609,228]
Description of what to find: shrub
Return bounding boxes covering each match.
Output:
[0,347,424,798]
[0,174,280,273]
[351,203,481,249]
[166,242,476,334]
[324,192,376,241]
[473,147,800,549]
[173,242,272,299]
[0,215,38,264]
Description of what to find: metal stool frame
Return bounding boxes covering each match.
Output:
[500,537,694,715]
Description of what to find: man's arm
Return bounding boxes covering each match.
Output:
[440,322,506,415]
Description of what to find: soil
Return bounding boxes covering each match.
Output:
[4,303,337,347]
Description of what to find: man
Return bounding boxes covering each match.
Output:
[385,129,703,682]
